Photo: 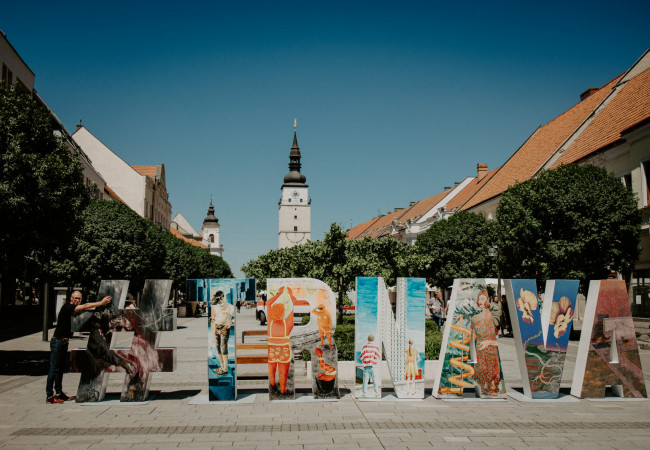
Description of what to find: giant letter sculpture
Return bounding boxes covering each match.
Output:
[71,279,176,402]
[354,277,426,399]
[504,279,579,399]
[432,279,506,399]
[186,278,255,401]
[571,280,648,398]
[266,278,339,400]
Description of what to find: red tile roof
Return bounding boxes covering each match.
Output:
[463,75,622,210]
[104,185,127,205]
[553,67,650,167]
[131,165,157,178]
[347,189,453,240]
[170,227,208,248]
[446,168,499,211]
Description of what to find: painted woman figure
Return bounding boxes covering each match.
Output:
[267,286,295,395]
[470,289,502,396]
[405,339,420,396]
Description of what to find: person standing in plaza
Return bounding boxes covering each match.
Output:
[428,292,444,329]
[46,291,112,404]
[359,334,381,398]
[490,295,502,336]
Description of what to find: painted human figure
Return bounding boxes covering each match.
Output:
[405,339,420,395]
[471,289,501,395]
[312,302,333,347]
[360,334,381,397]
[211,290,235,375]
[267,286,295,394]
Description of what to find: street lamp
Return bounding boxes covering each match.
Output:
[489,246,501,300]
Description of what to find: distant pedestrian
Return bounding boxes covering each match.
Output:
[46,291,111,404]
[359,335,381,398]
[236,300,241,313]
[490,295,502,336]
[500,294,512,336]
[427,293,444,329]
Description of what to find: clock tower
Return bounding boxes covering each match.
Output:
[278,130,311,249]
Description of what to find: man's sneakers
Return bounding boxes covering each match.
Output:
[57,392,72,401]
[46,396,64,404]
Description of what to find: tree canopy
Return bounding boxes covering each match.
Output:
[415,210,496,290]
[242,223,417,317]
[52,200,232,295]
[495,164,641,287]
[0,84,92,276]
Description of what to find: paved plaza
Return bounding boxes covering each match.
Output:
[0,306,649,449]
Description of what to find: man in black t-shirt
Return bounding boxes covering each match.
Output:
[46,291,111,404]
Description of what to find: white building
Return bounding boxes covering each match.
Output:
[72,126,171,229]
[201,199,223,257]
[279,132,311,248]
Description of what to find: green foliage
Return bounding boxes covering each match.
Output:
[496,164,641,287]
[51,200,232,294]
[415,211,496,289]
[425,319,443,360]
[0,84,92,275]
[242,223,418,318]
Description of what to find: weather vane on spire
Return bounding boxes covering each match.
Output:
[294,118,297,130]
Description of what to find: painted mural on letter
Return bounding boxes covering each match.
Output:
[506,279,578,399]
[266,278,339,400]
[571,280,648,398]
[433,279,506,398]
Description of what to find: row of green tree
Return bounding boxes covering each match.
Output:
[243,164,641,318]
[1,84,231,304]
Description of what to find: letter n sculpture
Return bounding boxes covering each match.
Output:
[355,277,426,399]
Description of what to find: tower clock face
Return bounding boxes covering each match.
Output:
[292,190,299,198]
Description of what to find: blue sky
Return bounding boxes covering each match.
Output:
[3,1,649,276]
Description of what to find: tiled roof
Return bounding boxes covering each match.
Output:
[347,189,453,240]
[104,185,127,205]
[446,168,498,211]
[170,227,208,248]
[463,75,622,210]
[131,165,157,178]
[553,67,650,167]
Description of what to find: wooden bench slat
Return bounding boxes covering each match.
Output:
[236,343,268,350]
[236,354,268,364]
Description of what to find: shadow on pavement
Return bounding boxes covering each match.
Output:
[0,350,50,375]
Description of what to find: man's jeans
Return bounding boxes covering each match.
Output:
[362,366,377,393]
[46,337,68,398]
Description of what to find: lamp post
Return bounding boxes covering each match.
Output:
[489,246,501,300]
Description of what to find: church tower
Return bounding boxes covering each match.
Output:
[202,198,223,257]
[278,128,311,249]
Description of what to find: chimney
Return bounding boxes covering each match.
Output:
[76,124,83,131]
[394,207,403,212]
[580,87,599,101]
[477,163,488,181]
[409,201,416,206]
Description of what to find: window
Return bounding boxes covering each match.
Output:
[643,160,650,206]
[293,226,298,231]
[209,234,214,243]
[288,198,291,203]
[621,173,632,189]
[294,215,297,219]
[300,198,303,203]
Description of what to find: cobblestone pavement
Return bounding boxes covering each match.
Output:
[0,307,649,449]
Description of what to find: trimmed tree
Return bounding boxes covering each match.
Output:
[0,84,92,289]
[415,211,496,290]
[495,164,641,287]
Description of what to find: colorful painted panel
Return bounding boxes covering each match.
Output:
[72,279,176,403]
[506,279,578,399]
[571,280,648,398]
[72,280,129,332]
[432,279,506,398]
[186,278,255,401]
[354,277,383,399]
[266,278,339,400]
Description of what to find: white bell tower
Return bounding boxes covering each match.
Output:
[279,123,311,249]
[202,198,223,257]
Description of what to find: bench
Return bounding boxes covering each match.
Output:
[237,332,268,364]
[241,329,266,342]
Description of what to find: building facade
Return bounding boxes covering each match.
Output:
[73,126,171,230]
[279,132,311,248]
